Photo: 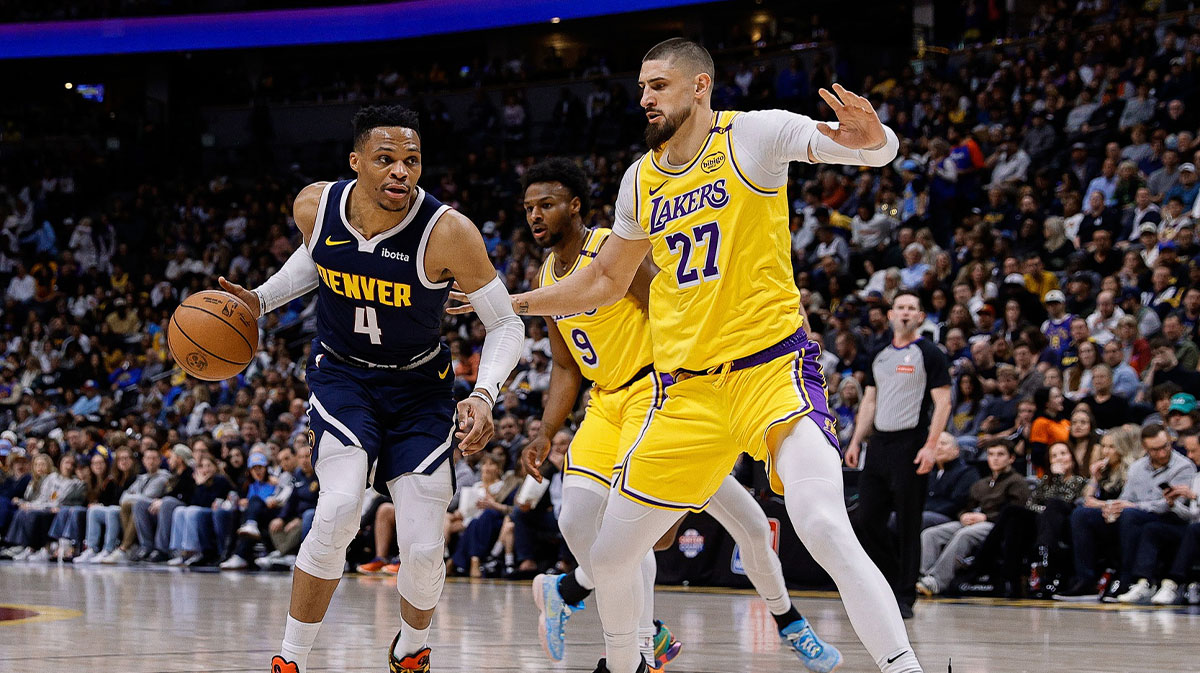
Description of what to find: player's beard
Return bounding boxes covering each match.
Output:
[644,105,692,151]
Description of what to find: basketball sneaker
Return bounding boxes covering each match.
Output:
[532,572,585,661]
[269,655,299,673]
[357,557,389,574]
[388,634,431,673]
[383,562,400,575]
[652,620,682,667]
[780,617,843,673]
[592,658,650,673]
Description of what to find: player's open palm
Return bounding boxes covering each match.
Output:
[455,396,494,453]
[521,434,551,483]
[218,276,262,317]
[816,83,886,151]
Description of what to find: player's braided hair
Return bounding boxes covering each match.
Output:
[522,157,590,215]
[351,105,420,149]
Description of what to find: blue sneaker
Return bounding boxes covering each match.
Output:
[532,573,584,661]
[780,617,842,672]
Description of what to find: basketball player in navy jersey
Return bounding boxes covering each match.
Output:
[218,106,524,673]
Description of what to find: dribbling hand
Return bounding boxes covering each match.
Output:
[816,83,887,151]
[521,434,551,483]
[218,276,262,317]
[456,395,494,454]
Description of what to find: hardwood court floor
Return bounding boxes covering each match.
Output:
[0,564,1195,672]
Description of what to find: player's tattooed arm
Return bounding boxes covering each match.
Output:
[509,233,651,317]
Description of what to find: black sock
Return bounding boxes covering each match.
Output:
[772,605,802,630]
[558,570,593,605]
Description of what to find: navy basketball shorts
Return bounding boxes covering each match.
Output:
[305,342,457,494]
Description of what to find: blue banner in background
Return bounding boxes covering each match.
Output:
[0,0,713,60]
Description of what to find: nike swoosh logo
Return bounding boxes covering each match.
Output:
[887,651,908,664]
[649,180,668,196]
[439,364,451,379]
[325,236,351,246]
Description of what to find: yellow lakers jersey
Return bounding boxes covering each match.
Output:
[540,228,654,390]
[633,110,801,372]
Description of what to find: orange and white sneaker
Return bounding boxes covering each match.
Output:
[270,655,299,673]
[383,562,400,575]
[357,557,388,574]
[388,637,431,673]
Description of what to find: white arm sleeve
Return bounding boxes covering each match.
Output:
[253,245,319,317]
[611,161,648,241]
[467,276,525,405]
[729,109,899,185]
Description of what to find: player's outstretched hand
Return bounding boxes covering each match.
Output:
[445,281,524,316]
[816,83,887,151]
[218,276,262,317]
[521,434,551,483]
[456,395,494,454]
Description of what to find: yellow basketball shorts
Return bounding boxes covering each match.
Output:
[565,372,662,488]
[616,346,840,512]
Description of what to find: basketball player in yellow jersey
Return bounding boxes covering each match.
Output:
[507,159,841,673]
[501,40,927,673]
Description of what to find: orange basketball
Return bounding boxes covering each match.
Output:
[168,290,259,381]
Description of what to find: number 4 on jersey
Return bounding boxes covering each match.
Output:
[354,306,383,344]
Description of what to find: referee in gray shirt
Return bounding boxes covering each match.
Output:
[847,291,952,618]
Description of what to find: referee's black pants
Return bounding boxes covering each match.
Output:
[853,428,927,607]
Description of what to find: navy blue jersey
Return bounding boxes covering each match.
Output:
[309,180,451,365]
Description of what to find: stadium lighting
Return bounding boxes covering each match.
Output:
[551,17,561,23]
[64,82,73,89]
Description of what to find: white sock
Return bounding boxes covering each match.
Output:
[878,648,922,673]
[504,552,514,566]
[280,614,322,673]
[638,624,656,664]
[766,595,793,615]
[393,620,431,659]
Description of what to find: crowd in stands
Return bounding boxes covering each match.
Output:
[2,2,1200,604]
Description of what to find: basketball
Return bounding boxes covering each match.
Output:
[167,290,259,381]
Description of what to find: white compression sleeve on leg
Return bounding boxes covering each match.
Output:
[253,245,319,316]
[589,491,682,673]
[389,461,454,612]
[775,417,922,673]
[559,475,610,585]
[467,276,525,404]
[706,475,791,614]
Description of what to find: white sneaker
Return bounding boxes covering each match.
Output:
[219,555,249,570]
[255,550,283,570]
[1117,579,1155,604]
[1185,583,1200,606]
[280,554,297,568]
[1150,579,1179,605]
[92,550,112,563]
[237,521,261,540]
[12,547,33,561]
[74,549,97,564]
[100,549,128,565]
[167,555,186,567]
[916,575,940,597]
[28,548,51,562]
